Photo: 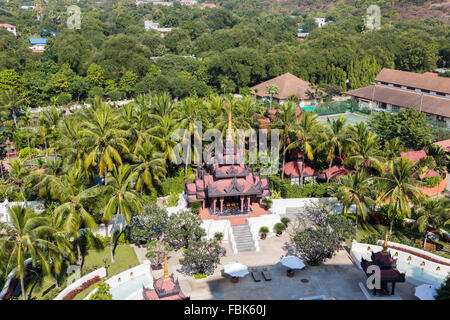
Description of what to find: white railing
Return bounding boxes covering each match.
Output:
[228,227,238,254]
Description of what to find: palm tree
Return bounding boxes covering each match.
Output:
[414,198,450,249]
[377,157,423,236]
[286,110,322,184]
[147,114,178,173]
[150,92,174,118]
[318,115,348,183]
[270,101,301,179]
[175,97,203,177]
[345,122,384,174]
[265,84,279,109]
[57,118,87,171]
[130,141,166,194]
[334,171,373,232]
[8,159,30,204]
[0,88,22,128]
[103,165,143,262]
[0,206,61,300]
[50,167,98,264]
[384,137,405,162]
[81,104,130,185]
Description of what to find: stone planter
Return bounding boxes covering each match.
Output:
[260,234,267,240]
[231,276,239,283]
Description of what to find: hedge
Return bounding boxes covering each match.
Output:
[62,275,101,300]
[423,176,442,187]
[268,175,336,198]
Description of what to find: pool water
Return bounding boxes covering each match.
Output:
[395,261,444,287]
[110,274,151,300]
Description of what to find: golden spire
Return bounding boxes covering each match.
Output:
[382,230,389,253]
[162,253,170,280]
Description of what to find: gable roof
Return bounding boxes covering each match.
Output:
[0,24,16,28]
[251,73,315,100]
[375,68,450,95]
[433,139,450,153]
[346,85,450,118]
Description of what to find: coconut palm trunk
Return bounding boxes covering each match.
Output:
[21,277,26,300]
[281,144,286,180]
[110,207,120,263]
[389,203,398,237]
[300,158,305,185]
[327,158,334,184]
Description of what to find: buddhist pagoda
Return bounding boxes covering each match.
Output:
[143,255,188,300]
[185,114,270,216]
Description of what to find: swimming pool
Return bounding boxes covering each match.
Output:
[109,274,151,300]
[396,261,445,287]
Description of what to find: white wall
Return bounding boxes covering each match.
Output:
[54,267,107,300]
[201,219,231,242]
[270,197,354,216]
[84,261,153,300]
[0,200,45,223]
[350,240,450,283]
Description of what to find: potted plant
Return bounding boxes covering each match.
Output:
[274,223,286,236]
[214,232,224,244]
[281,217,290,227]
[190,201,202,214]
[262,198,272,209]
[259,226,269,240]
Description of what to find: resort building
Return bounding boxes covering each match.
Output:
[144,20,172,38]
[250,73,317,107]
[346,68,450,127]
[0,24,17,37]
[28,38,47,53]
[314,17,326,28]
[180,0,197,5]
[200,3,216,8]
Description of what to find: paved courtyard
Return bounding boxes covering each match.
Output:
[149,233,418,300]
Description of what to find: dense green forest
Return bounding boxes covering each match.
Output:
[0,0,448,108]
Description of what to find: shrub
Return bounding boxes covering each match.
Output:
[190,201,202,214]
[281,217,290,227]
[159,175,185,196]
[283,182,334,198]
[377,204,405,227]
[62,276,101,300]
[89,281,112,300]
[314,102,349,116]
[214,232,223,241]
[108,90,125,101]
[423,176,442,187]
[18,147,39,160]
[274,222,286,234]
[259,226,269,235]
[56,93,72,106]
[292,226,340,264]
[435,276,450,300]
[167,192,179,207]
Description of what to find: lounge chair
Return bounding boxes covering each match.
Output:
[262,268,272,281]
[251,268,261,282]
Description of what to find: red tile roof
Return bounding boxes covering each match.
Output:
[400,150,427,164]
[251,73,315,100]
[320,165,349,180]
[283,161,316,177]
[433,139,450,153]
[424,169,440,177]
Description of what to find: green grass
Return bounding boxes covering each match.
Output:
[25,245,139,300]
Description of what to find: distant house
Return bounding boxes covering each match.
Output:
[21,5,36,9]
[200,3,216,8]
[137,0,173,6]
[400,150,427,164]
[180,0,197,5]
[250,73,317,107]
[0,24,17,37]
[297,32,309,40]
[144,20,172,38]
[314,17,326,28]
[29,38,47,53]
[346,68,450,127]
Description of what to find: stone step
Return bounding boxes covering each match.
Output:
[231,224,256,253]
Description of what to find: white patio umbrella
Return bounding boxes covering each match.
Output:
[280,256,306,270]
[223,262,249,278]
[414,284,438,300]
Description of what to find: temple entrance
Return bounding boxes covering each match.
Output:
[209,195,253,217]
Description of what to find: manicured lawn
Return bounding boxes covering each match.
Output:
[26,245,139,300]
